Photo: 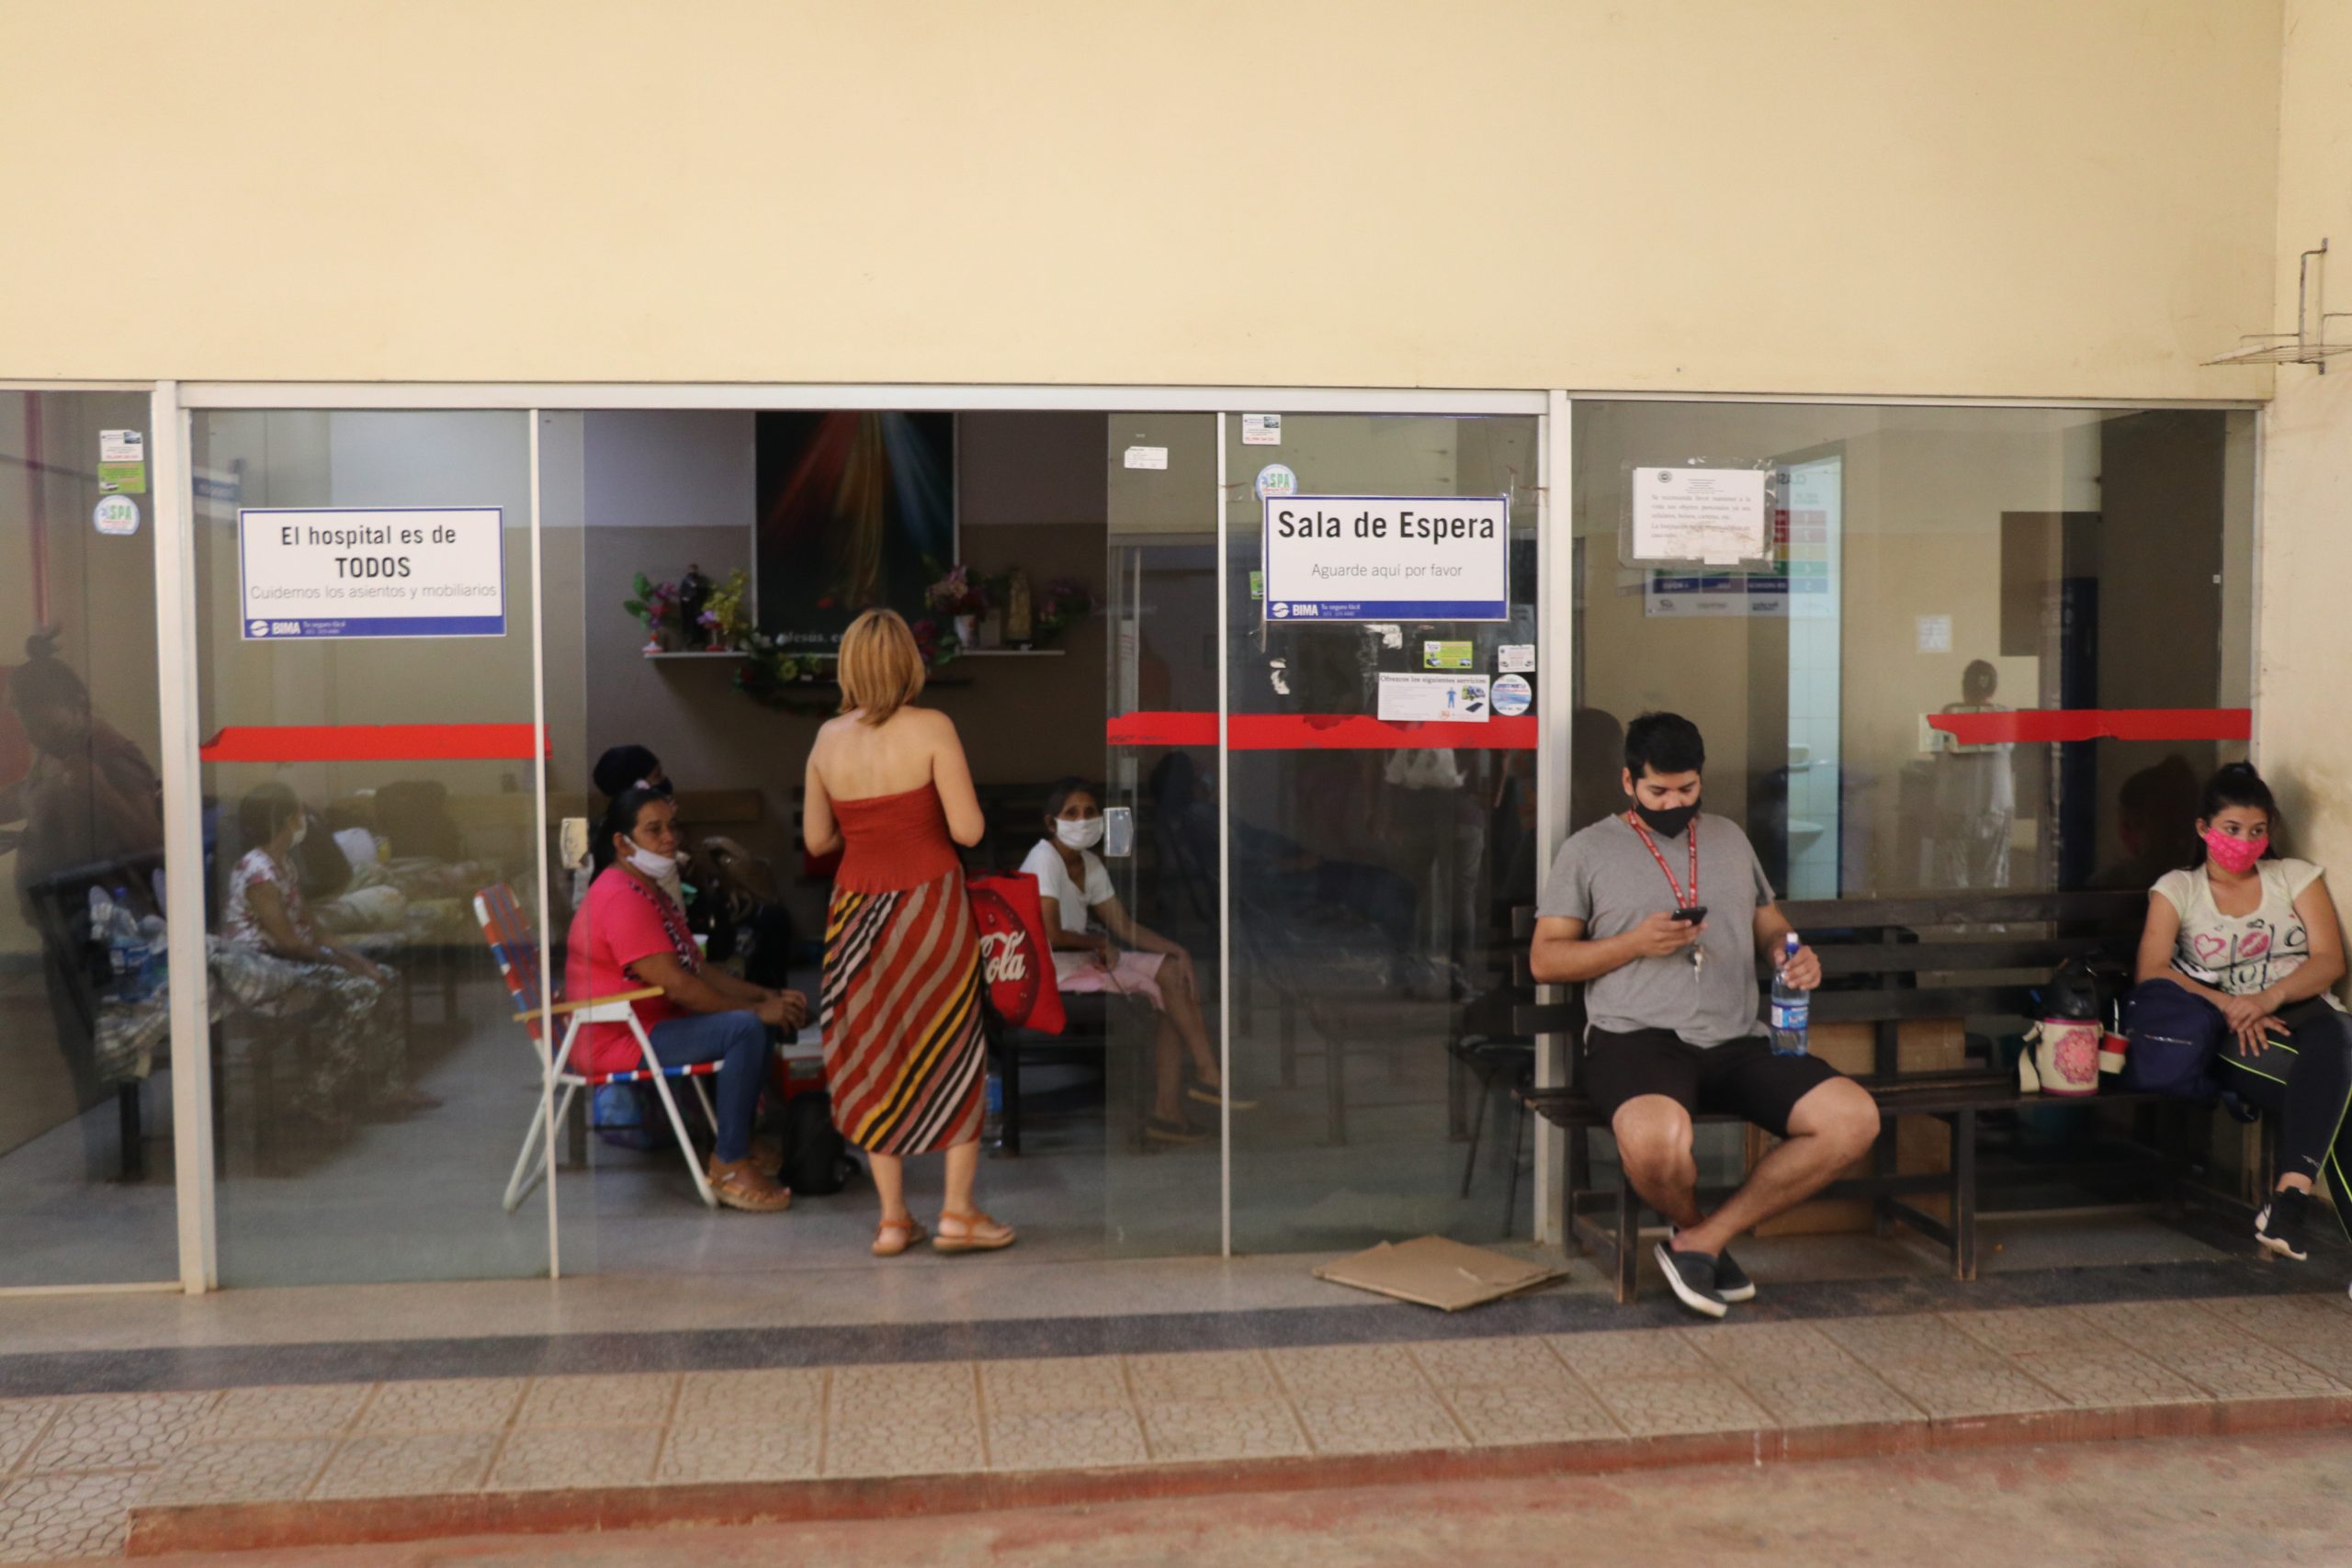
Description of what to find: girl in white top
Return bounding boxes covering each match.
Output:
[1019,779,1251,1145]
[2134,762,2348,1262]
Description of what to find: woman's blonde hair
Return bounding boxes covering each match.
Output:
[836,608,926,725]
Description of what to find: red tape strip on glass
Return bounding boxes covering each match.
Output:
[1107,712,1537,750]
[198,724,547,763]
[1927,708,2250,746]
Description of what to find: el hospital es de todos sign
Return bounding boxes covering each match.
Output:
[1261,495,1510,623]
[239,507,506,640]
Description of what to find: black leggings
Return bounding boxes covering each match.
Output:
[2220,1005,2352,1228]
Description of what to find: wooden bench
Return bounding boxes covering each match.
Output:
[1515,891,2237,1303]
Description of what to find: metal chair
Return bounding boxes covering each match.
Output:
[473,884,719,1211]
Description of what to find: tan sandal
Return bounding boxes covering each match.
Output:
[707,1156,793,1213]
[872,1215,926,1258]
[933,1208,1016,1254]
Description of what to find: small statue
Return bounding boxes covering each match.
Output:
[677,563,714,649]
[1005,568,1034,647]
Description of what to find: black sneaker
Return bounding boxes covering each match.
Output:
[1713,1248,1756,1303]
[1654,1242,1728,1320]
[2257,1188,2313,1261]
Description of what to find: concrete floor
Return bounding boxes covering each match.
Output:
[108,1425,2352,1567]
[0,967,1544,1291]
[0,1204,2249,1364]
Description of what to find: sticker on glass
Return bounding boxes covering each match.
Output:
[1491,673,1532,716]
[1254,463,1297,501]
[1422,639,1474,670]
[92,495,141,536]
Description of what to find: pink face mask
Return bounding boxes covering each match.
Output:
[2203,828,2267,875]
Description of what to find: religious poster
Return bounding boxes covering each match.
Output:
[755,412,956,650]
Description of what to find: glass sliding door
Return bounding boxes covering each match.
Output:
[190,410,550,1286]
[0,389,179,1287]
[1101,412,1223,1255]
[1223,411,1544,1252]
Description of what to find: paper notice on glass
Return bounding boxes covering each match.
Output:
[1632,467,1768,565]
[1123,446,1169,470]
[1377,672,1490,723]
[1241,413,1282,446]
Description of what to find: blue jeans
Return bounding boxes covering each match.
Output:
[646,1010,769,1164]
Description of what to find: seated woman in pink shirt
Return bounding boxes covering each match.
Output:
[567,785,808,1212]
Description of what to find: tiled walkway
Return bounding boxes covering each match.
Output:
[5,1291,2348,1562]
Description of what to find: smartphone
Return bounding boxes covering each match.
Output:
[1669,905,1709,924]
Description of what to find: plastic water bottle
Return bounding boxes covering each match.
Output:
[91,886,150,998]
[87,886,118,975]
[1770,932,1810,1056]
[137,914,169,996]
[112,888,156,999]
[982,1070,1005,1151]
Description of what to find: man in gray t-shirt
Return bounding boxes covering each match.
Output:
[1530,713,1880,1319]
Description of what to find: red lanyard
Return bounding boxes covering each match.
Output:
[1625,811,1699,909]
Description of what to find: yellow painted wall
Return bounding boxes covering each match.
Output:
[0,0,2282,400]
[2257,0,2352,959]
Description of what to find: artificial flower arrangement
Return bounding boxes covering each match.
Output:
[698,570,753,650]
[923,563,989,618]
[627,568,753,652]
[623,574,684,651]
[1027,575,1099,646]
[733,617,957,713]
[923,560,1098,650]
[923,563,989,651]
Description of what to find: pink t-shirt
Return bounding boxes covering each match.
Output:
[563,866,694,1076]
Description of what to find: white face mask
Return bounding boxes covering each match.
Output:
[289,818,308,847]
[1055,817,1105,851]
[627,845,677,881]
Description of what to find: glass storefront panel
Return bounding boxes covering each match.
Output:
[0,389,178,1287]
[1102,412,1223,1256]
[1570,402,2257,1198]
[191,410,548,1286]
[1224,412,1544,1252]
[15,389,2245,1295]
[533,409,1226,1273]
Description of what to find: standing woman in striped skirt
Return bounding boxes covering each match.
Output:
[805,609,1013,1257]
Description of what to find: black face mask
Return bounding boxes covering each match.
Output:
[1632,801,1698,839]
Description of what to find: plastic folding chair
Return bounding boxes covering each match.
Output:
[473,884,719,1211]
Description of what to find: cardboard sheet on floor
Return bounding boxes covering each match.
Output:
[1313,1235,1562,1312]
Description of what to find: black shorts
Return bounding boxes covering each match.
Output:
[1583,1028,1847,1139]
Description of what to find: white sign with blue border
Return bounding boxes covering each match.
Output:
[1261,495,1509,624]
[240,507,505,640]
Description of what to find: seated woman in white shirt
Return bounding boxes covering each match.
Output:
[1019,779,1252,1145]
[2134,761,2350,1264]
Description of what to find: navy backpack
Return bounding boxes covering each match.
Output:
[2118,979,2227,1100]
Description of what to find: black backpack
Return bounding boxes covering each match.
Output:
[782,1090,859,1197]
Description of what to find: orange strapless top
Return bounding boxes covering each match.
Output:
[831,784,963,894]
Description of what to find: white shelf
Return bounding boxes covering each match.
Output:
[955,649,1066,658]
[643,649,747,660]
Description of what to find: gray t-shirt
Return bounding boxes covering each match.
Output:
[1536,811,1777,1047]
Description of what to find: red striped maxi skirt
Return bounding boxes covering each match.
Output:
[821,866,986,1155]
